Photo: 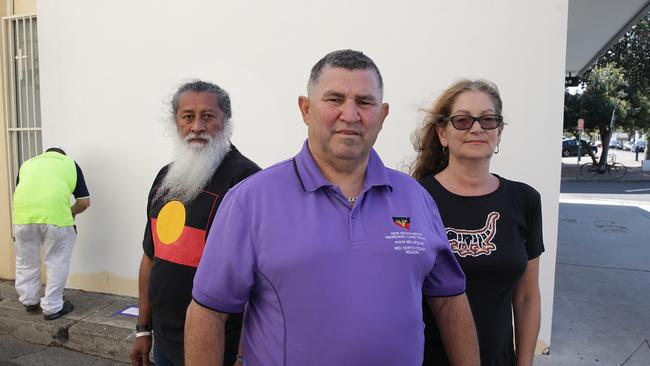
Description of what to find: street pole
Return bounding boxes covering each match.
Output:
[577,118,585,168]
[577,135,581,164]
[608,105,617,166]
[610,105,617,130]
[635,130,639,161]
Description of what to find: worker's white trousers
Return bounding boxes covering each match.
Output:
[13,224,76,315]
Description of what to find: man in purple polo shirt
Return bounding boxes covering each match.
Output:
[185,50,479,366]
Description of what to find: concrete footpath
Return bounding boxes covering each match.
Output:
[561,150,650,182]
[0,334,128,365]
[0,281,136,363]
[534,194,650,365]
[561,161,650,182]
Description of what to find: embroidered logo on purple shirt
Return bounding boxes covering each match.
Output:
[393,216,410,230]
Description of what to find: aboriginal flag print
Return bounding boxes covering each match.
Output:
[151,191,219,268]
[393,216,410,230]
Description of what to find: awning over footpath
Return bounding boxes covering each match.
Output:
[566,0,650,77]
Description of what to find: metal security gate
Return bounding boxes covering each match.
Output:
[3,15,41,189]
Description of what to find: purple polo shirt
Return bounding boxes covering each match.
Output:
[193,141,465,366]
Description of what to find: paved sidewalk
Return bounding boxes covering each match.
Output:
[561,150,650,182]
[561,162,650,182]
[533,196,650,365]
[0,280,137,363]
[0,333,128,365]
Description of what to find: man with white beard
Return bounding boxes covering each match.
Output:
[130,80,260,366]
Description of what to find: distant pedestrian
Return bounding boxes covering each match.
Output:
[412,79,544,366]
[12,147,90,320]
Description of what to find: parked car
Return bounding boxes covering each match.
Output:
[609,140,623,150]
[623,141,634,151]
[623,140,647,152]
[562,139,597,157]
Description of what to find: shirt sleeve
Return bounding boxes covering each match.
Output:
[72,162,90,198]
[525,187,545,260]
[192,190,256,313]
[142,169,165,259]
[142,217,154,258]
[422,196,466,297]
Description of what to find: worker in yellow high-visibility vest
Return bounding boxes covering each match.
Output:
[12,147,90,321]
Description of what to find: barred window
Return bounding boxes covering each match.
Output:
[3,15,41,189]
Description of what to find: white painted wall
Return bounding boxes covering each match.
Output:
[37,0,568,350]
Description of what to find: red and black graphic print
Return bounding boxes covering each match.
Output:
[446,211,500,257]
[392,216,411,230]
[151,191,219,268]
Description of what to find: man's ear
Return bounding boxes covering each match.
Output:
[380,103,389,127]
[298,96,310,126]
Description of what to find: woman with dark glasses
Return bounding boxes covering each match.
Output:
[411,79,544,366]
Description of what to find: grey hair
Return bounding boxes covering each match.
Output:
[170,80,232,121]
[307,49,383,96]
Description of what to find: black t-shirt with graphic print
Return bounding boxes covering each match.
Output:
[142,146,260,366]
[419,174,544,366]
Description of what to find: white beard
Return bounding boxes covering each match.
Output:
[154,121,233,204]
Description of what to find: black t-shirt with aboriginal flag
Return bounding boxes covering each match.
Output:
[143,146,260,365]
[419,175,544,366]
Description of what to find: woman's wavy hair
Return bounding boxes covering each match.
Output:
[410,79,503,180]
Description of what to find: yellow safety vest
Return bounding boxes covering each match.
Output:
[12,151,77,227]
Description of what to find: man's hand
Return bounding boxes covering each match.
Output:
[131,254,153,365]
[71,197,91,216]
[129,335,152,366]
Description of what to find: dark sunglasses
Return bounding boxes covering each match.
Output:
[446,114,503,130]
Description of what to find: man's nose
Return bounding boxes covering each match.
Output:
[339,99,361,123]
[190,118,206,133]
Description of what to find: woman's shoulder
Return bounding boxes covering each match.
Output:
[417,173,440,190]
[417,173,448,197]
[498,176,541,202]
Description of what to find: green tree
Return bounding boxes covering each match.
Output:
[564,63,629,165]
[599,14,650,93]
[596,13,650,158]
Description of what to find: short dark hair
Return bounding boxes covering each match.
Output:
[45,147,66,155]
[171,80,232,120]
[308,49,383,96]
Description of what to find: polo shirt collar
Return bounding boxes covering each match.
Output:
[293,140,393,193]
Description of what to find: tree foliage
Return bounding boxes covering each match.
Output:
[596,13,650,154]
[565,12,650,160]
[564,64,629,164]
[598,13,650,94]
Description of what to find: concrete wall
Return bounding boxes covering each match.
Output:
[12,0,34,14]
[30,0,567,352]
